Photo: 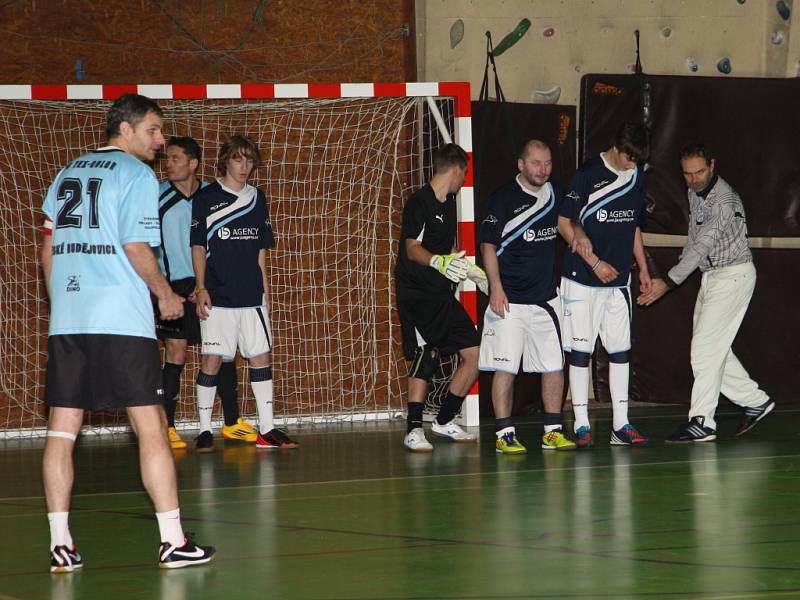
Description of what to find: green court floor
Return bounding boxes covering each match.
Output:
[2,405,800,600]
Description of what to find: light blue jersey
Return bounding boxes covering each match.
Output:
[42,147,161,338]
[155,180,207,281]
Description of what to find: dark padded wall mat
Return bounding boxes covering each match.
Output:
[580,74,800,237]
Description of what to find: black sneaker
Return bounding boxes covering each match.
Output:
[159,535,216,569]
[50,544,84,573]
[665,416,717,444]
[195,430,214,453]
[735,400,775,437]
[256,428,299,449]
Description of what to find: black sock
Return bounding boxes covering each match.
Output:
[407,402,424,433]
[218,361,239,427]
[162,362,184,427]
[495,416,513,434]
[543,412,562,430]
[436,392,465,426]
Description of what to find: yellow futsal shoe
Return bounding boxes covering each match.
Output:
[495,430,527,455]
[222,417,258,443]
[541,429,577,451]
[168,427,187,450]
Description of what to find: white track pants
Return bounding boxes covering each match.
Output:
[688,261,768,429]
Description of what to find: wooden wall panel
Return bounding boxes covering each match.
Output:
[0,1,415,84]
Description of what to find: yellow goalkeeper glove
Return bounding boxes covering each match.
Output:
[467,263,489,295]
[429,250,468,283]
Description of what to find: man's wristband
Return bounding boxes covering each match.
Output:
[591,258,601,271]
[194,287,207,295]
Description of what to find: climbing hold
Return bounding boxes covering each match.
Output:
[75,59,84,82]
[686,57,699,72]
[661,27,672,38]
[543,27,555,38]
[771,30,785,45]
[533,86,561,104]
[492,18,532,57]
[776,1,791,21]
[450,19,464,49]
[716,57,732,74]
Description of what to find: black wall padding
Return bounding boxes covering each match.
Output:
[580,74,800,237]
[471,101,577,417]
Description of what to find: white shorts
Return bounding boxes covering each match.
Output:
[479,297,564,374]
[200,306,273,360]
[560,277,631,355]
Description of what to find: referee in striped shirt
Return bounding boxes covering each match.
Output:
[638,142,773,442]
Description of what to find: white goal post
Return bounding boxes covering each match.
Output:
[0,81,479,437]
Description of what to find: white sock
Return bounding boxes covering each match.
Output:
[496,426,515,438]
[544,424,561,433]
[197,384,216,433]
[610,362,630,430]
[48,511,73,550]
[570,365,591,432]
[252,379,274,434]
[155,508,185,547]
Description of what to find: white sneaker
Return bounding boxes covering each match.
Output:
[404,427,433,452]
[431,419,477,443]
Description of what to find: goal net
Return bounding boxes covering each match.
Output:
[0,83,476,437]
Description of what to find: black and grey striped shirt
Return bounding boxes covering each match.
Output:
[667,175,751,286]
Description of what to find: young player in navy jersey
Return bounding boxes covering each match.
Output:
[191,135,298,450]
[479,140,575,454]
[557,122,652,447]
[395,143,484,452]
[41,94,214,572]
[156,137,254,450]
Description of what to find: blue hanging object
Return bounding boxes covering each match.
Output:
[75,59,84,81]
[776,1,791,21]
[716,57,732,74]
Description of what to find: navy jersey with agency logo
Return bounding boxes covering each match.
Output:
[479,177,561,304]
[190,179,275,308]
[560,154,646,287]
[395,184,457,300]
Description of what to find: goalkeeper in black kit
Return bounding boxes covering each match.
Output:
[395,143,488,452]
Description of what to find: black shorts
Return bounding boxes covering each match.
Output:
[398,295,480,360]
[155,277,201,344]
[44,334,163,411]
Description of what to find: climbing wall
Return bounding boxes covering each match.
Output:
[419,0,799,105]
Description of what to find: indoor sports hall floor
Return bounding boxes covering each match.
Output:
[2,404,800,600]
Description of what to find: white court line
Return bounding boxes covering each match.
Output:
[0,464,789,522]
[2,452,799,503]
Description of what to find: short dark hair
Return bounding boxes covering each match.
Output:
[613,122,649,164]
[680,142,714,165]
[106,93,163,139]
[518,139,551,161]
[168,136,202,163]
[217,135,260,175]
[432,143,468,174]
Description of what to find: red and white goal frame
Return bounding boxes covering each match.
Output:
[0,81,480,431]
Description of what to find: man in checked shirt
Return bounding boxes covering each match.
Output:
[638,142,773,442]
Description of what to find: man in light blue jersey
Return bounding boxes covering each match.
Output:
[41,94,214,572]
[191,135,298,450]
[557,122,652,448]
[156,137,254,450]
